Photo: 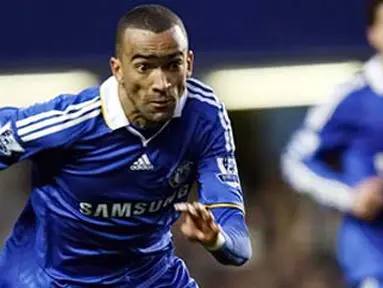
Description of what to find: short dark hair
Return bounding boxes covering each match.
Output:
[115,4,188,56]
[367,0,383,27]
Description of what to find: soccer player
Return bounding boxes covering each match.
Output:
[281,1,383,287]
[0,4,251,287]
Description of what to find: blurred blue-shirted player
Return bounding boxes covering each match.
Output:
[282,1,383,287]
[0,4,252,287]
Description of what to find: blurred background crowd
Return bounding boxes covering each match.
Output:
[0,0,373,287]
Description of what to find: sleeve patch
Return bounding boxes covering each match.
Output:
[216,156,240,189]
[0,122,24,156]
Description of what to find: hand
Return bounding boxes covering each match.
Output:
[352,176,383,220]
[174,202,221,247]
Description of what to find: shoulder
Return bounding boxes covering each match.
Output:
[46,85,101,110]
[17,85,101,120]
[185,77,227,124]
[305,73,368,130]
[13,86,102,140]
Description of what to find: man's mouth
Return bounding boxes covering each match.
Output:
[149,99,175,108]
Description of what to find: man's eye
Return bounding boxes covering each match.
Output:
[137,63,150,73]
[169,61,183,70]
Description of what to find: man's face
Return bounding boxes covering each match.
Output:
[369,4,383,52]
[111,25,193,124]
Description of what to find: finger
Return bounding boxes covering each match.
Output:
[193,202,215,226]
[174,203,189,212]
[180,221,205,242]
[209,222,221,234]
[184,213,210,236]
[175,203,200,216]
[204,210,215,225]
[196,230,206,241]
[176,203,203,222]
[180,223,197,240]
[197,203,216,226]
[192,202,204,220]
[175,203,199,218]
[180,214,220,245]
[187,203,200,218]
[193,202,209,221]
[177,203,218,235]
[191,203,220,234]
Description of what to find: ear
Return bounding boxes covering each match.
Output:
[186,50,194,78]
[110,57,124,84]
[367,26,374,47]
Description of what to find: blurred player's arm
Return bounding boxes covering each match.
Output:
[0,95,100,168]
[176,104,252,266]
[281,78,383,219]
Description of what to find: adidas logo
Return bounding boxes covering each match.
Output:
[130,154,154,171]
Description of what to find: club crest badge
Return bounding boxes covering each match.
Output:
[169,161,194,188]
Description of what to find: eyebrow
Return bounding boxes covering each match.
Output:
[131,51,184,61]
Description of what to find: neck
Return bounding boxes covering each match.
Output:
[118,85,160,129]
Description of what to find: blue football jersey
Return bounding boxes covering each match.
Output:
[282,56,383,284]
[0,76,246,287]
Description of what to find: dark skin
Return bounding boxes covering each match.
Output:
[174,202,221,246]
[368,3,383,54]
[109,25,220,246]
[110,25,193,128]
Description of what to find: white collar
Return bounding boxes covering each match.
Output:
[364,55,383,95]
[100,76,187,130]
